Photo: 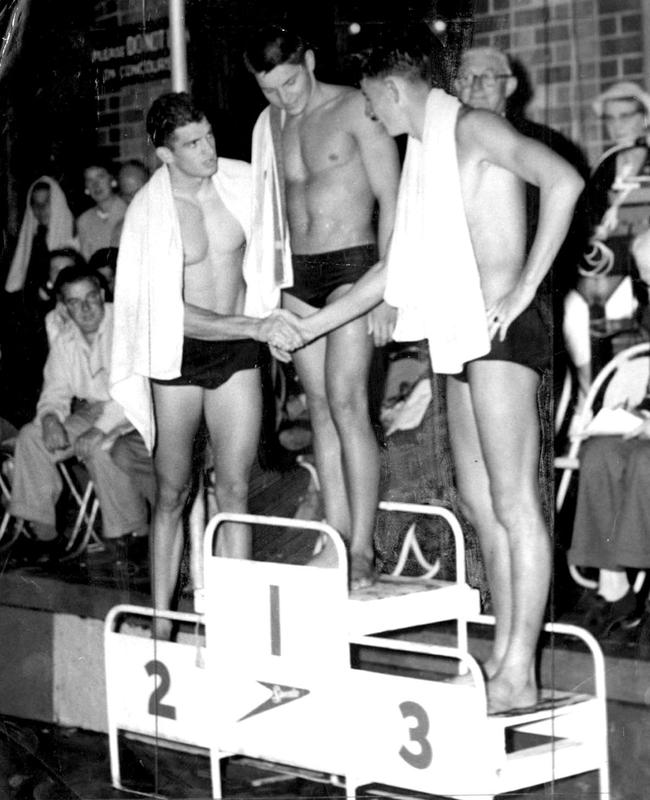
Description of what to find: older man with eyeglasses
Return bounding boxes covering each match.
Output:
[454,46,516,116]
[9,265,153,563]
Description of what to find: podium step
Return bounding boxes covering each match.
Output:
[348,575,480,634]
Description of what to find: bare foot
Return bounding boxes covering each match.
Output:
[487,674,539,715]
[350,551,376,591]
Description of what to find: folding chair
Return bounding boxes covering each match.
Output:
[0,440,20,551]
[56,458,103,560]
[555,341,650,589]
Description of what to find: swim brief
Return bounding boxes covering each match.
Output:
[284,243,378,309]
[151,337,261,390]
[458,297,550,381]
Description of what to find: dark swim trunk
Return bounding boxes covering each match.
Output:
[458,298,550,381]
[151,337,261,390]
[284,243,378,309]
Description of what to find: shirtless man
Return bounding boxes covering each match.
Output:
[111,93,301,634]
[286,32,584,713]
[244,27,400,588]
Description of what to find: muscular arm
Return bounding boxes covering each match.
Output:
[349,92,401,342]
[299,259,388,342]
[351,93,400,257]
[184,302,303,351]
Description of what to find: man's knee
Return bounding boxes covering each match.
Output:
[213,473,249,507]
[15,421,42,451]
[327,384,369,425]
[305,391,332,426]
[155,475,191,514]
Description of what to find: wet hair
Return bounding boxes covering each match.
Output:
[53,265,103,300]
[357,25,446,89]
[146,92,206,148]
[244,25,309,74]
[49,247,87,271]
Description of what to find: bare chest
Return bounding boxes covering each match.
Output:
[282,114,358,183]
[174,188,245,265]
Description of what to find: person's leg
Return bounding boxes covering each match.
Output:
[323,307,379,588]
[614,440,650,567]
[203,368,262,559]
[9,409,97,539]
[83,439,150,539]
[283,293,351,542]
[449,361,550,713]
[568,436,627,571]
[110,431,157,509]
[447,375,511,677]
[150,383,204,634]
[9,422,66,538]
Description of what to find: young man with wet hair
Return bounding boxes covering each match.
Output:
[286,28,584,713]
[244,26,400,589]
[111,91,301,635]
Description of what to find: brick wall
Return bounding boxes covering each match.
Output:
[471,0,648,166]
[93,0,170,169]
[91,0,650,169]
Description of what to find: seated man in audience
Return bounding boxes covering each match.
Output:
[9,265,153,562]
[568,226,650,636]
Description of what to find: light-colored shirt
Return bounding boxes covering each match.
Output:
[37,303,127,434]
[76,197,127,260]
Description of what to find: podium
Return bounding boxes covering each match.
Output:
[104,606,208,796]
[105,504,609,799]
[202,510,609,799]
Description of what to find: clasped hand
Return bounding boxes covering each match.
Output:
[261,310,314,361]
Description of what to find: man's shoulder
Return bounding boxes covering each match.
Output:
[216,157,251,179]
[325,83,363,115]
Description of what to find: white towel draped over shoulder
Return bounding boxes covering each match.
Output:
[384,89,490,374]
[243,106,293,317]
[110,160,251,452]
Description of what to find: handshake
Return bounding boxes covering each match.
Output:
[257,309,315,362]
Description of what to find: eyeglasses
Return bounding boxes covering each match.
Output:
[63,290,102,312]
[456,70,512,89]
[602,110,644,123]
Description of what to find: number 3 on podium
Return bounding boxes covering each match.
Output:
[399,701,432,769]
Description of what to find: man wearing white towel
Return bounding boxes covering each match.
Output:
[111,92,302,636]
[285,28,584,714]
[244,26,400,589]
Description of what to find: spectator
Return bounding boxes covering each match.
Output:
[4,176,74,296]
[110,160,149,247]
[564,81,650,403]
[9,265,153,562]
[76,160,127,261]
[88,247,118,301]
[41,248,87,345]
[2,178,74,424]
[117,159,149,205]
